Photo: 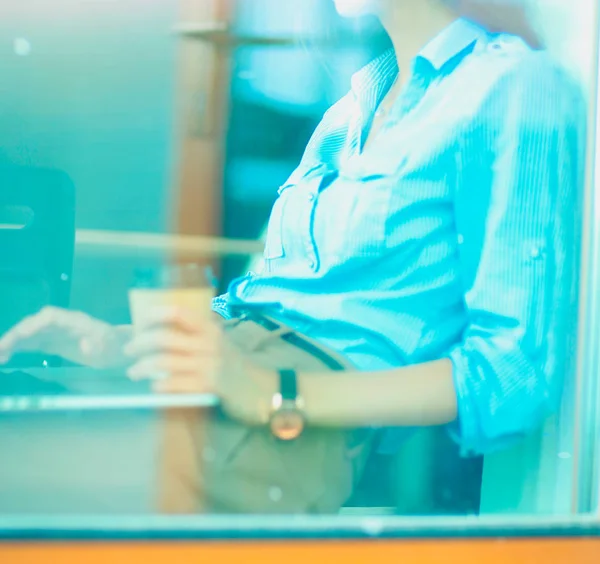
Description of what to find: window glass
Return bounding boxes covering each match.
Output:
[0,0,599,526]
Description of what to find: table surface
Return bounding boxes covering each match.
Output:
[0,367,219,413]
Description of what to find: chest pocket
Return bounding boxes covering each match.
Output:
[315,157,399,262]
[262,164,323,267]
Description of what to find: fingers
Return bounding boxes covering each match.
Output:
[127,354,219,396]
[153,376,214,394]
[127,353,202,380]
[0,307,93,364]
[0,307,58,359]
[124,327,218,358]
[124,308,223,358]
[127,353,217,380]
[0,313,46,350]
[133,307,215,334]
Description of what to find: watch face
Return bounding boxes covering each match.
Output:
[270,408,305,441]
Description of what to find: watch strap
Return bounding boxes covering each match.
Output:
[278,369,298,402]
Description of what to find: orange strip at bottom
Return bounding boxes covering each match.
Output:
[1,538,600,564]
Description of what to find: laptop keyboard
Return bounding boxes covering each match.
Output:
[0,370,67,396]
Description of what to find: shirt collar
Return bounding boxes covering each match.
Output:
[419,18,488,71]
[349,18,489,122]
[350,18,488,97]
[350,48,399,107]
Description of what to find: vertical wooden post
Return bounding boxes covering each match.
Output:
[171,0,234,238]
[159,0,235,514]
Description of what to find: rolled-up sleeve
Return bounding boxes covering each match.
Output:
[449,55,586,455]
[212,293,233,319]
[211,272,263,319]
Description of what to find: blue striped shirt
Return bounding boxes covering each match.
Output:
[214,19,585,455]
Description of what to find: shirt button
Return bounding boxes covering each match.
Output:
[308,193,316,202]
[308,260,316,269]
[530,247,542,259]
[457,234,464,245]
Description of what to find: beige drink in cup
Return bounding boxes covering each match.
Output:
[129,264,216,332]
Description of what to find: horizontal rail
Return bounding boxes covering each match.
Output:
[75,230,263,259]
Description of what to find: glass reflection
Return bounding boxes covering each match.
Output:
[0,0,597,519]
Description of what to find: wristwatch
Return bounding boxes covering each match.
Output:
[269,369,306,441]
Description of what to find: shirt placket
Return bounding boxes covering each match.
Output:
[300,169,334,273]
[346,97,364,159]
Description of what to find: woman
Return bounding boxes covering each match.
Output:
[0,0,585,511]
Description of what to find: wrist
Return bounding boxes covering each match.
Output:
[269,369,307,441]
[253,366,279,426]
[221,362,278,426]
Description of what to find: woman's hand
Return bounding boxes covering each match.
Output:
[125,308,277,425]
[0,306,131,368]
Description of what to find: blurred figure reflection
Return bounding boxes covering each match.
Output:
[0,0,586,514]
